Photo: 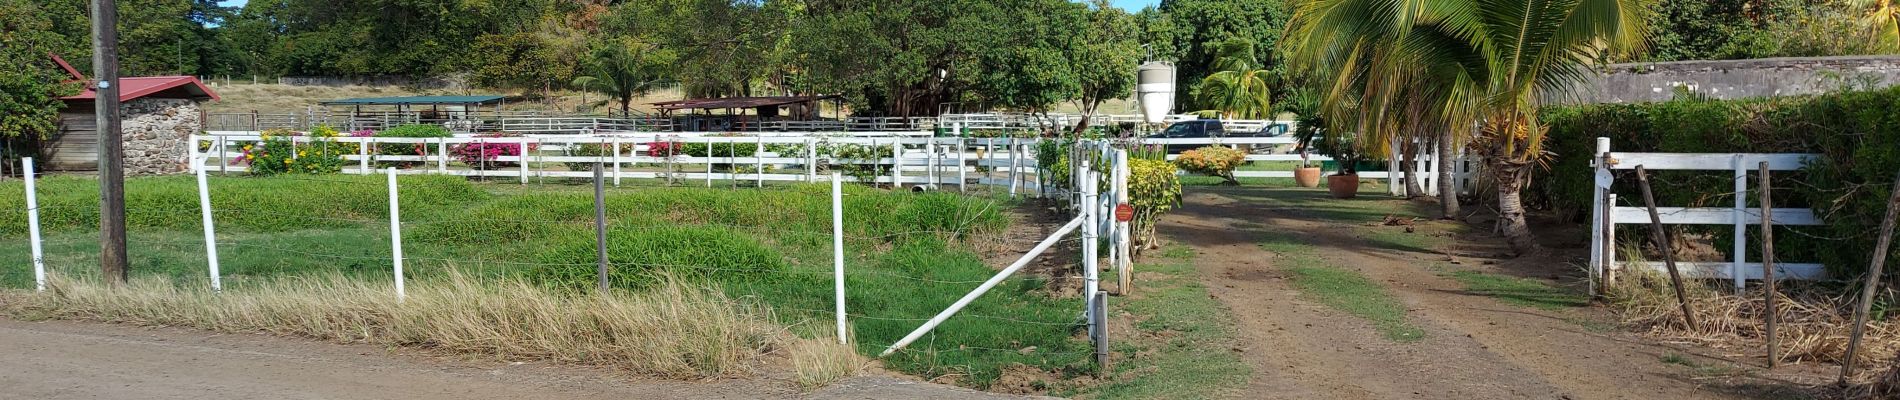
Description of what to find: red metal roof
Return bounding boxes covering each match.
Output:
[651,95,840,110]
[48,54,219,102]
[61,76,220,102]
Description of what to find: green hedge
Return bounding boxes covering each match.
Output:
[1539,87,1900,279]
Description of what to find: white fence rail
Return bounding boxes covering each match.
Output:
[190,132,1470,197]
[1587,137,1827,290]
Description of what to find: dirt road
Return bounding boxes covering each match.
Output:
[1158,187,1817,400]
[0,318,1044,400]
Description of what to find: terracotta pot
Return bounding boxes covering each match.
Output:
[1293,167,1322,188]
[1327,174,1360,199]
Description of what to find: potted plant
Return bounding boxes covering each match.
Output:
[1296,115,1362,199]
[1285,92,1323,188]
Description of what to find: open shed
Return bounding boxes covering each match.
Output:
[319,95,507,132]
[47,55,220,174]
[651,95,841,131]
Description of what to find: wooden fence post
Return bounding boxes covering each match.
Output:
[1839,169,1900,383]
[1636,165,1700,330]
[1759,161,1779,369]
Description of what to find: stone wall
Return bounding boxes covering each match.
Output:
[1559,56,1900,104]
[121,98,201,175]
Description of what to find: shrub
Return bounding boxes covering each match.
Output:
[822,142,894,184]
[1174,145,1245,185]
[1128,158,1181,249]
[1036,139,1073,192]
[451,133,533,170]
[647,141,683,157]
[373,124,452,168]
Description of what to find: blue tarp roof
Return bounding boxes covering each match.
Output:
[319,95,506,106]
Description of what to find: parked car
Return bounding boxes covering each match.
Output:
[1148,120,1227,153]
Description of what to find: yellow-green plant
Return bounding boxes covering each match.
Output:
[1128,158,1181,249]
[1173,145,1245,185]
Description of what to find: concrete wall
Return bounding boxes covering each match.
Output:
[1559,56,1900,104]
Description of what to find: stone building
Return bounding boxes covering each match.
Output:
[45,55,219,175]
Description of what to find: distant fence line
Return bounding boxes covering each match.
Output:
[205,111,1292,135]
[188,132,1471,198]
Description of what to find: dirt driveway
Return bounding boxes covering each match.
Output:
[1157,186,1823,400]
[0,318,1047,400]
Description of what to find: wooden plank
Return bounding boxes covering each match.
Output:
[1611,206,1820,226]
[1610,153,1816,171]
[1624,261,1827,280]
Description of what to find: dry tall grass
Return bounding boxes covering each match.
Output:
[0,273,858,383]
[1607,268,1896,372]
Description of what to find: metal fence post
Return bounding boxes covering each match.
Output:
[387,167,405,302]
[23,158,45,292]
[832,172,848,344]
[196,163,222,292]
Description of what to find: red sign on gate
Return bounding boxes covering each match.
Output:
[1114,203,1134,222]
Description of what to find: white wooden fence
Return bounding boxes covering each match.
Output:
[1587,137,1827,290]
[189,131,1471,198]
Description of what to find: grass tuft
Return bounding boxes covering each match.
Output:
[1445,270,1589,311]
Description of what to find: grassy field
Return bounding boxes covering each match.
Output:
[0,175,1091,388]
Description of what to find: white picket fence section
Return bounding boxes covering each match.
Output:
[1587,137,1827,291]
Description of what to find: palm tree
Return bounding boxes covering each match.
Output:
[1194,39,1274,120]
[573,40,667,117]
[1288,0,1651,254]
[1856,0,1900,51]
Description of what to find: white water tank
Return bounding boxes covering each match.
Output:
[1136,61,1176,124]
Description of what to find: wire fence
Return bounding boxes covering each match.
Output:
[5,149,1130,368]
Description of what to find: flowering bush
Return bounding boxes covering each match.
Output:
[647,141,683,157]
[1173,145,1246,185]
[451,133,534,170]
[237,128,347,175]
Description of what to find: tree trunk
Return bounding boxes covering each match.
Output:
[1402,140,1423,198]
[1436,127,1459,219]
[1493,160,1541,255]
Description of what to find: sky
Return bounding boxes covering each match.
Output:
[218,0,1162,12]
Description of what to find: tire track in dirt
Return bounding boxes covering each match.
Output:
[1158,188,1786,399]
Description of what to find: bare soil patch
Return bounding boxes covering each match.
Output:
[1155,186,1832,399]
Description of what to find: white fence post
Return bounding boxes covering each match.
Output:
[23,158,45,292]
[705,136,714,188]
[1081,157,1099,322]
[1114,149,1132,291]
[891,139,903,188]
[387,167,405,302]
[805,138,817,183]
[1590,138,1608,294]
[957,138,968,192]
[1732,154,1747,291]
[195,163,222,292]
[832,172,848,344]
[612,136,623,186]
[1008,140,1021,196]
[756,135,765,187]
[358,136,370,173]
[435,137,447,174]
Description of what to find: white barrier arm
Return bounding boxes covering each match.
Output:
[880,216,1085,356]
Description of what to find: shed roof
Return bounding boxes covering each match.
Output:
[319,95,507,106]
[60,76,222,102]
[651,95,841,111]
[50,54,220,102]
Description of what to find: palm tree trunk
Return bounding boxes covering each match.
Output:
[1402,140,1423,198]
[1436,126,1459,219]
[1493,159,1540,255]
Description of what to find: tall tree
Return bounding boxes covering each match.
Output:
[1193,39,1273,120]
[1067,0,1142,135]
[0,0,83,147]
[572,38,671,117]
[1289,0,1651,254]
[1140,0,1291,112]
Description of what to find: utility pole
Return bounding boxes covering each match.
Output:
[93,0,129,285]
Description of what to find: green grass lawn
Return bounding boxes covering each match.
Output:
[0,175,1088,388]
[1064,245,1250,399]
